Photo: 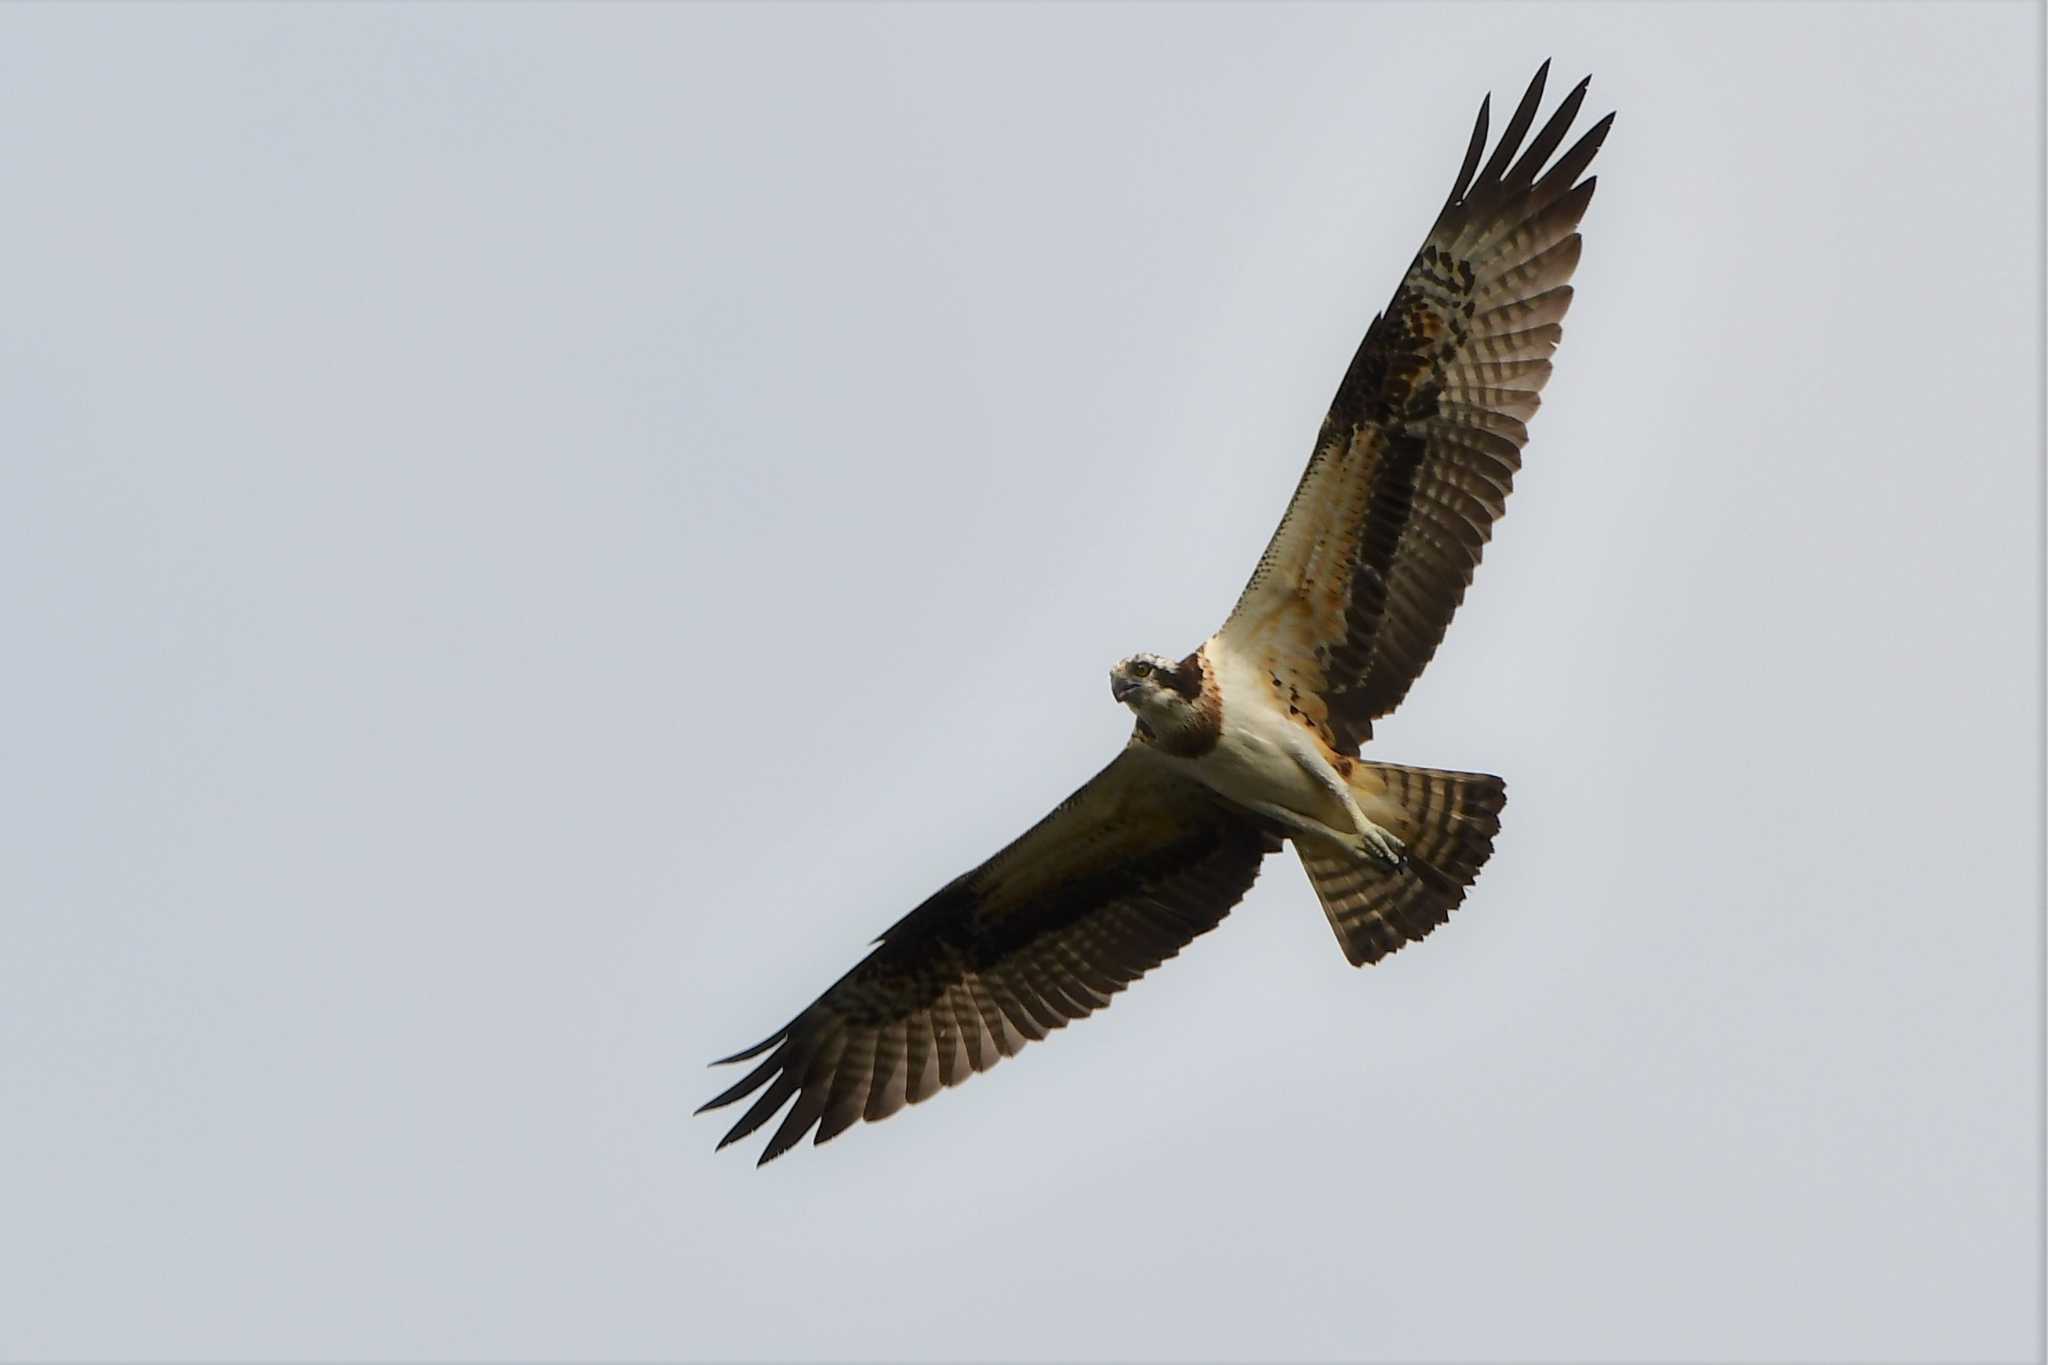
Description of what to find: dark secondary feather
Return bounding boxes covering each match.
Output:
[699,753,1273,1164]
[1221,62,1611,753]
[701,65,1611,1165]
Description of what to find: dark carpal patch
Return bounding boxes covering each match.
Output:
[699,64,1607,1168]
[1244,68,1607,754]
[697,750,1273,1163]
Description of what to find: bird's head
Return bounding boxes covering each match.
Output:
[1110,652,1209,745]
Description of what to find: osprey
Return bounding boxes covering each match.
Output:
[703,64,1611,1163]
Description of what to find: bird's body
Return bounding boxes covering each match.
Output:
[1117,640,1393,861]
[702,64,1612,1164]
[1178,643,1338,823]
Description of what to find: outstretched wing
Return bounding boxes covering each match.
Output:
[1217,63,1611,754]
[698,749,1274,1164]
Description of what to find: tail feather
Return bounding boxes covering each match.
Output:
[1300,762,1506,967]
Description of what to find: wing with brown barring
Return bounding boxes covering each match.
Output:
[1221,62,1612,753]
[697,753,1272,1164]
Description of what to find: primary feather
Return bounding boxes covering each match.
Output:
[702,64,1610,1163]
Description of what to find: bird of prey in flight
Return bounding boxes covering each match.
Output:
[702,63,1611,1164]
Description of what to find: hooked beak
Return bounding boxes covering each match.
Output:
[1110,674,1138,704]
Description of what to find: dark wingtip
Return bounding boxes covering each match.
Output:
[1442,93,1493,216]
[757,1129,802,1166]
[1578,111,1618,163]
[696,1085,751,1117]
[1475,61,1553,190]
[695,1077,756,1117]
[708,1029,787,1067]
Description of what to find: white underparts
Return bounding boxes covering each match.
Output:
[1174,638,1405,863]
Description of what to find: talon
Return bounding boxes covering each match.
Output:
[1354,825,1406,869]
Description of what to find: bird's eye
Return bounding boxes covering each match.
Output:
[1131,661,1152,678]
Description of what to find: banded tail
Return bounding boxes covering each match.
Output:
[1299,762,1507,966]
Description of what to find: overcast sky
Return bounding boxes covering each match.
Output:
[1,3,2039,1361]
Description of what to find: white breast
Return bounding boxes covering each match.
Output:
[1178,638,1348,826]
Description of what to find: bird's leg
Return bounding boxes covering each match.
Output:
[1224,797,1361,850]
[1282,733,1407,869]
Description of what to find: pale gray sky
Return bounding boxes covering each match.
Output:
[1,3,2039,1361]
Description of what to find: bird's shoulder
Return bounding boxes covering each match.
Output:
[1200,632,1349,757]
